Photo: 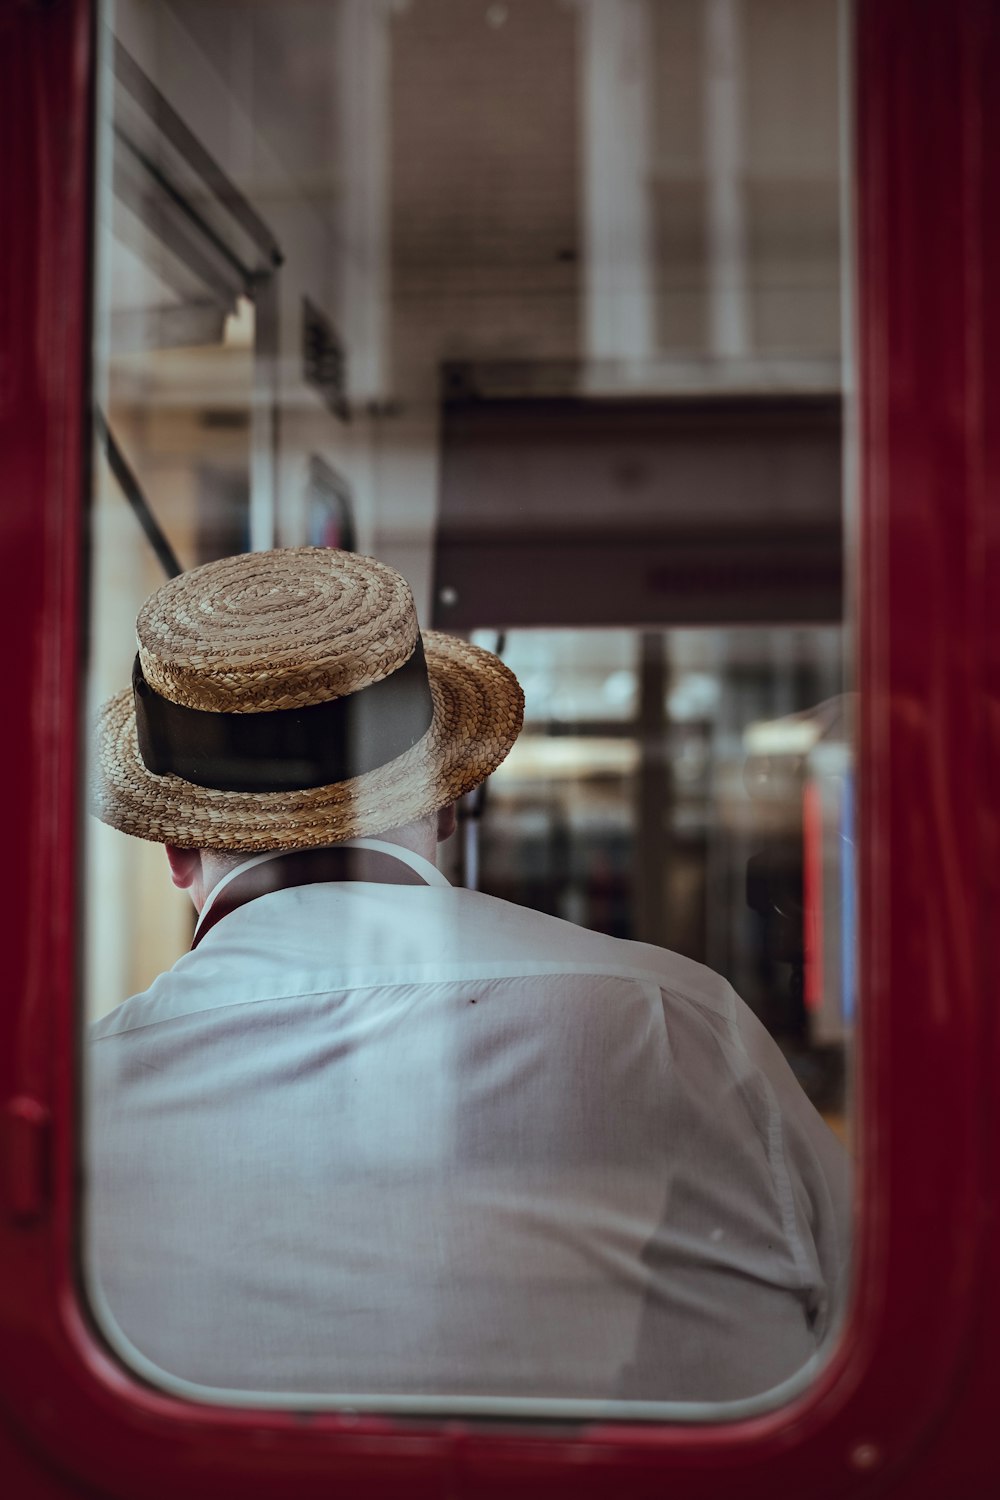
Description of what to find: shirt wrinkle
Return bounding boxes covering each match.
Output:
[87,873,851,1405]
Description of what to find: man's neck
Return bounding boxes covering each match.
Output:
[198,817,440,911]
[192,841,441,950]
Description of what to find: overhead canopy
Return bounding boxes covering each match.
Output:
[433,390,842,629]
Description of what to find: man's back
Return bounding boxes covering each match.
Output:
[88,856,850,1405]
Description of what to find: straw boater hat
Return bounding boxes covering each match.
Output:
[93,548,524,851]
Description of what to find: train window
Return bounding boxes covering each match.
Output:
[82,0,855,1419]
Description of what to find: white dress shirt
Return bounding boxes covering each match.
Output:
[86,842,850,1415]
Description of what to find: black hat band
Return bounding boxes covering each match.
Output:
[132,636,435,793]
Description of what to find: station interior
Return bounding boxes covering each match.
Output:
[85,0,853,1144]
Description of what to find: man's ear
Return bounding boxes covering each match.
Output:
[436,803,457,842]
[165,844,203,890]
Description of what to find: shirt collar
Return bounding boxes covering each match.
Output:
[194,837,450,945]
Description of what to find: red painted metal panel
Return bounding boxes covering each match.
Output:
[886,0,1000,1487]
[0,1,996,1496]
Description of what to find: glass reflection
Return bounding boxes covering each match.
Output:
[84,0,853,1415]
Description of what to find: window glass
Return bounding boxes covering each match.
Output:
[461,626,851,1132]
[84,0,854,1417]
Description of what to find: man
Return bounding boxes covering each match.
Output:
[88,547,849,1409]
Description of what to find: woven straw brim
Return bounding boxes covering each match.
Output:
[92,632,524,851]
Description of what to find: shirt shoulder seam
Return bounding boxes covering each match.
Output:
[91,962,721,1039]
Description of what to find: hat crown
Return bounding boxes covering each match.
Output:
[136,549,419,714]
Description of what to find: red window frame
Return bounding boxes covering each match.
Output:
[1,2,997,1495]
